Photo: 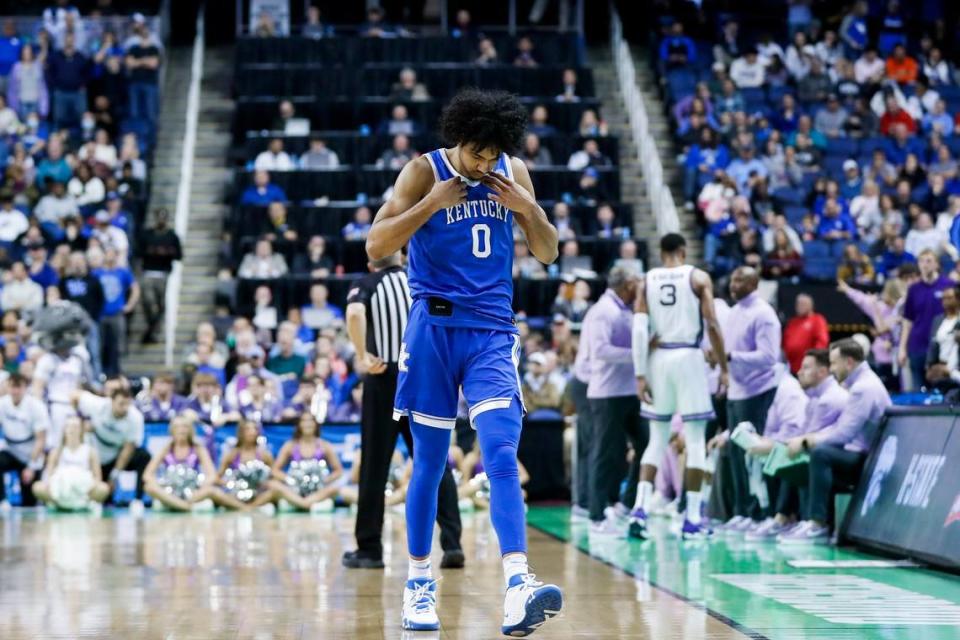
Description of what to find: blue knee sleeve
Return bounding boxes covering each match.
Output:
[473,400,527,556]
[405,419,451,558]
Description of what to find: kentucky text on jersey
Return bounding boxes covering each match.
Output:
[444,200,509,224]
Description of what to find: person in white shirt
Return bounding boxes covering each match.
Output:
[854,48,885,85]
[0,193,29,243]
[33,345,91,447]
[31,415,110,511]
[905,212,951,258]
[254,137,295,172]
[0,373,49,507]
[73,387,149,508]
[1,261,44,312]
[730,48,766,88]
[90,210,130,260]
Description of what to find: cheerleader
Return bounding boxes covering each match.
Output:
[268,413,343,513]
[215,419,277,512]
[339,449,411,508]
[32,416,110,511]
[142,415,220,512]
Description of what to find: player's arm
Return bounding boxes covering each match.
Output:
[694,269,729,391]
[631,278,652,403]
[366,157,467,260]
[486,159,559,264]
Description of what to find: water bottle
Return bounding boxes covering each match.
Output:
[3,472,21,506]
[926,388,945,405]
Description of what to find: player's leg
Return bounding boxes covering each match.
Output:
[632,350,677,538]
[464,331,562,637]
[676,350,717,539]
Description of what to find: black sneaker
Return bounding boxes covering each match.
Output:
[440,549,465,569]
[341,549,385,569]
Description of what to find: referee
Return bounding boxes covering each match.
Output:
[341,251,464,569]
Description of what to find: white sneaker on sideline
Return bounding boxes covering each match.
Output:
[128,499,145,518]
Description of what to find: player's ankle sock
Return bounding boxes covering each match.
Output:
[701,482,712,511]
[408,557,432,580]
[634,481,654,512]
[502,553,528,588]
[686,491,703,525]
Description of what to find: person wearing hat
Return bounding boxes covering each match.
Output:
[840,159,863,201]
[91,208,129,260]
[814,94,849,139]
[521,351,564,413]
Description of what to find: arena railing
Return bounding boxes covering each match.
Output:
[609,5,679,237]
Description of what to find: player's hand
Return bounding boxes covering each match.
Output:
[716,370,729,397]
[786,436,805,459]
[707,431,728,451]
[428,177,468,210]
[636,376,653,404]
[482,171,536,216]
[358,352,387,376]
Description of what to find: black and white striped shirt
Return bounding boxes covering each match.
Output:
[346,266,412,363]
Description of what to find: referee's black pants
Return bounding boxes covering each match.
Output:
[355,365,462,556]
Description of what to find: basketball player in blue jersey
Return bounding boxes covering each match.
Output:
[366,89,563,636]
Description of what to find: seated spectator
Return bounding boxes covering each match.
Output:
[929,146,958,180]
[450,9,473,39]
[712,18,741,67]
[684,128,730,203]
[272,99,296,131]
[885,44,917,85]
[791,132,822,173]
[730,47,765,88]
[475,38,498,66]
[34,181,79,238]
[35,135,72,189]
[528,105,556,138]
[513,36,538,68]
[521,351,565,411]
[556,68,579,103]
[237,238,288,279]
[850,180,882,242]
[78,129,118,171]
[91,210,129,259]
[25,241,58,289]
[783,32,810,81]
[659,21,695,69]
[117,133,148,181]
[573,167,605,206]
[592,203,623,238]
[359,7,394,38]
[376,104,419,137]
[267,321,307,383]
[762,228,803,279]
[328,383,362,422]
[551,276,591,322]
[922,99,954,137]
[876,233,915,277]
[293,235,334,277]
[137,372,186,421]
[879,97,916,135]
[908,78,939,118]
[814,94,848,139]
[567,139,610,171]
[578,109,608,138]
[798,58,831,103]
[389,67,429,102]
[513,240,546,279]
[818,198,856,240]
[520,132,552,168]
[922,47,951,86]
[763,142,803,191]
[254,10,278,37]
[342,206,372,240]
[302,5,331,39]
[726,145,768,194]
[67,162,105,211]
[264,201,297,244]
[254,137,294,172]
[779,339,891,543]
[300,137,340,169]
[906,211,948,257]
[376,134,417,170]
[240,171,287,206]
[550,202,580,241]
[301,284,343,331]
[251,284,278,333]
[1,261,42,312]
[0,192,28,247]
[673,83,714,128]
[837,243,875,285]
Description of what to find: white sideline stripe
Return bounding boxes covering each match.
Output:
[164,7,205,367]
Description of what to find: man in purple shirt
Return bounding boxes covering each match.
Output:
[779,339,891,544]
[746,349,849,539]
[899,249,953,390]
[136,372,187,422]
[714,267,782,531]
[580,265,648,534]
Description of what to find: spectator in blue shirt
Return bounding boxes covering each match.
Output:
[818,198,856,241]
[92,247,139,377]
[876,234,916,277]
[922,99,954,138]
[659,22,696,70]
[683,128,729,202]
[839,1,869,57]
[240,170,287,206]
[771,93,802,134]
[25,242,58,290]
[0,20,21,95]
[726,145,769,195]
[342,206,372,240]
[45,32,89,130]
[884,124,925,167]
[839,160,863,201]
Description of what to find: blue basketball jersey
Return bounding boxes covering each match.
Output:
[407,149,517,332]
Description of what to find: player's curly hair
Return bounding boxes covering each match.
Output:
[438,88,528,156]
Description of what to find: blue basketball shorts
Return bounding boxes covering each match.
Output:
[393,301,525,429]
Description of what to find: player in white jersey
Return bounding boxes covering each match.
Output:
[629,233,728,540]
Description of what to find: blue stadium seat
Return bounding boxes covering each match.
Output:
[860,136,886,156]
[666,69,697,100]
[766,86,793,104]
[784,205,808,227]
[945,137,960,157]
[823,156,847,176]
[937,85,960,101]
[828,240,847,258]
[801,241,838,281]
[773,187,805,206]
[825,137,859,158]
[803,240,829,258]
[740,87,765,105]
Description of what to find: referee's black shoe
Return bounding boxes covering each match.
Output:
[440,549,465,569]
[341,549,385,569]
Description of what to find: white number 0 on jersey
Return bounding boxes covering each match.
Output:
[471,223,491,258]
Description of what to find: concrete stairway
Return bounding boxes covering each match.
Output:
[122,46,234,377]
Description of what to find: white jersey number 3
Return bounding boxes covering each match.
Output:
[472,223,491,258]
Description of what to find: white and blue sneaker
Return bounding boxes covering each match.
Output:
[401,578,439,631]
[680,519,713,541]
[501,573,563,637]
[627,508,648,540]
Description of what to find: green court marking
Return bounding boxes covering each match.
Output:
[527,506,960,640]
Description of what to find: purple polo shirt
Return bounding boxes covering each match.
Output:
[903,275,953,356]
[582,289,635,399]
[816,362,891,453]
[726,291,783,400]
[803,375,848,435]
[763,367,809,442]
[573,327,592,384]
